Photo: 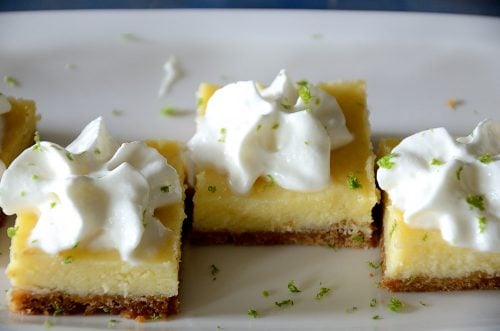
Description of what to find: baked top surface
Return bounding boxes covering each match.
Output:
[192,81,379,233]
[1,97,37,167]
[6,140,186,297]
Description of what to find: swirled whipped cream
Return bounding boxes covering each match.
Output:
[377,119,500,252]
[0,94,12,176]
[188,70,353,194]
[0,117,182,263]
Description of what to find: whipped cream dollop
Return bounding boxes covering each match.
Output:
[0,117,182,263]
[377,119,500,252]
[158,55,182,97]
[188,70,353,194]
[0,94,12,176]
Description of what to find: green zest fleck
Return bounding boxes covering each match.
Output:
[247,309,258,318]
[304,141,310,145]
[210,264,219,280]
[368,261,380,269]
[298,85,312,104]
[32,174,40,180]
[405,276,416,286]
[388,297,404,312]
[94,148,101,155]
[261,290,270,297]
[275,299,294,308]
[315,287,331,300]
[53,302,64,316]
[161,106,176,116]
[369,298,377,307]
[372,315,382,320]
[50,201,57,208]
[20,191,26,197]
[3,75,19,87]
[108,319,118,327]
[31,239,38,244]
[479,153,493,164]
[287,280,301,293]
[377,153,398,170]
[142,209,147,228]
[266,174,275,185]
[160,185,171,193]
[419,301,430,307]
[65,152,74,161]
[111,109,123,116]
[311,33,323,40]
[466,194,485,211]
[296,80,308,86]
[7,226,19,238]
[346,306,358,313]
[208,185,217,193]
[347,174,362,189]
[389,221,397,237]
[280,102,292,110]
[256,124,262,131]
[478,216,487,233]
[327,243,337,250]
[422,232,429,241]
[431,158,445,166]
[33,131,42,151]
[151,314,161,321]
[351,234,364,243]
[272,123,280,130]
[263,174,276,190]
[217,128,227,142]
[72,241,80,249]
[43,320,52,329]
[65,63,76,70]
[456,165,464,180]
[196,97,203,107]
[121,33,138,41]
[62,256,74,265]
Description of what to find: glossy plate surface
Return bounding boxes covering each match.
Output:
[0,9,499,331]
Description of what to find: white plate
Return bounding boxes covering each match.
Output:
[0,9,499,331]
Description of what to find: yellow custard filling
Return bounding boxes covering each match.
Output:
[1,97,37,167]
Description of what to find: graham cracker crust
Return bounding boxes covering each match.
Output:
[380,233,500,291]
[9,289,179,320]
[191,222,378,248]
[380,273,500,292]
